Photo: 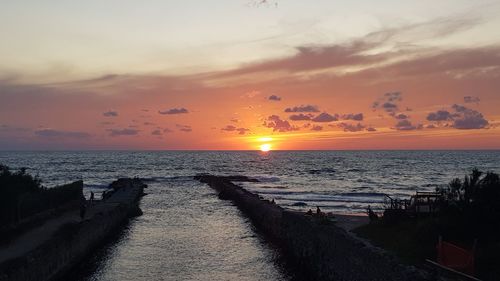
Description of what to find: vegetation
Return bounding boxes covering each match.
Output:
[355,169,500,280]
[0,164,83,226]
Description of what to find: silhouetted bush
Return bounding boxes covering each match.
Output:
[0,164,83,226]
[436,168,500,241]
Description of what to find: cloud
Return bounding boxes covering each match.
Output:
[311,125,323,131]
[394,120,421,131]
[384,92,402,102]
[159,108,189,115]
[107,128,139,136]
[289,113,313,121]
[264,115,299,132]
[103,110,118,117]
[284,105,320,113]
[230,118,239,123]
[221,125,250,134]
[163,128,173,133]
[151,129,162,136]
[312,112,338,122]
[338,123,365,132]
[143,122,156,126]
[268,95,281,101]
[427,110,453,121]
[427,104,489,129]
[366,127,377,132]
[383,102,398,111]
[176,124,192,132]
[372,92,402,115]
[451,104,488,129]
[394,114,408,120]
[341,113,364,121]
[464,96,480,103]
[35,128,91,138]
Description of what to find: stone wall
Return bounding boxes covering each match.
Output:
[0,178,146,281]
[197,175,468,281]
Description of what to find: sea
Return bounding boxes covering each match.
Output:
[1,150,499,281]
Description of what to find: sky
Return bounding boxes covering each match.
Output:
[1,0,500,150]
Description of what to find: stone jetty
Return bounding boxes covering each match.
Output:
[196,174,465,281]
[0,178,147,281]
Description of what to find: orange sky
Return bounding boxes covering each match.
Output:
[1,1,500,150]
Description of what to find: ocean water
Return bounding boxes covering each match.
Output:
[1,151,499,213]
[1,151,499,280]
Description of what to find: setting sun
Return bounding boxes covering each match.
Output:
[260,143,271,152]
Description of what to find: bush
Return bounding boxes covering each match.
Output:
[0,164,83,226]
[436,168,500,241]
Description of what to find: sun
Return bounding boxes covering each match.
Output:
[260,143,271,152]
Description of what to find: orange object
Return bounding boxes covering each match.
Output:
[436,236,476,275]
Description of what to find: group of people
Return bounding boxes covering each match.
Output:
[306,206,326,218]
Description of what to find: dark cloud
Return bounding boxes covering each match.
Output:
[284,105,320,113]
[103,111,118,117]
[107,128,139,136]
[427,110,453,121]
[384,92,402,102]
[151,129,162,136]
[264,115,299,132]
[268,95,282,101]
[176,124,192,132]
[464,96,480,103]
[289,113,313,121]
[382,102,398,111]
[394,114,408,120]
[338,123,365,132]
[143,122,156,126]
[311,112,338,122]
[35,129,91,138]
[426,105,489,129]
[394,120,421,131]
[159,108,189,115]
[451,104,488,129]
[341,113,364,121]
[221,125,249,134]
[372,92,402,115]
[236,128,250,135]
[163,128,173,133]
[230,118,239,123]
[366,127,377,132]
[311,125,323,131]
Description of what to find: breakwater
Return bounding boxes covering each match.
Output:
[196,175,460,281]
[0,178,146,281]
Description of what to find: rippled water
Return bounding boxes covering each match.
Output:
[1,151,499,280]
[71,177,291,281]
[1,151,499,213]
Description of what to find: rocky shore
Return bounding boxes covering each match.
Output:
[195,174,465,281]
[0,178,147,281]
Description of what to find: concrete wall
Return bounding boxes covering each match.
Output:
[197,175,464,281]
[0,178,146,281]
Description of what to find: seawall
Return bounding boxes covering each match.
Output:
[196,175,458,281]
[0,178,146,281]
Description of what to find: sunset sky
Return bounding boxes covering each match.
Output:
[1,0,500,150]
